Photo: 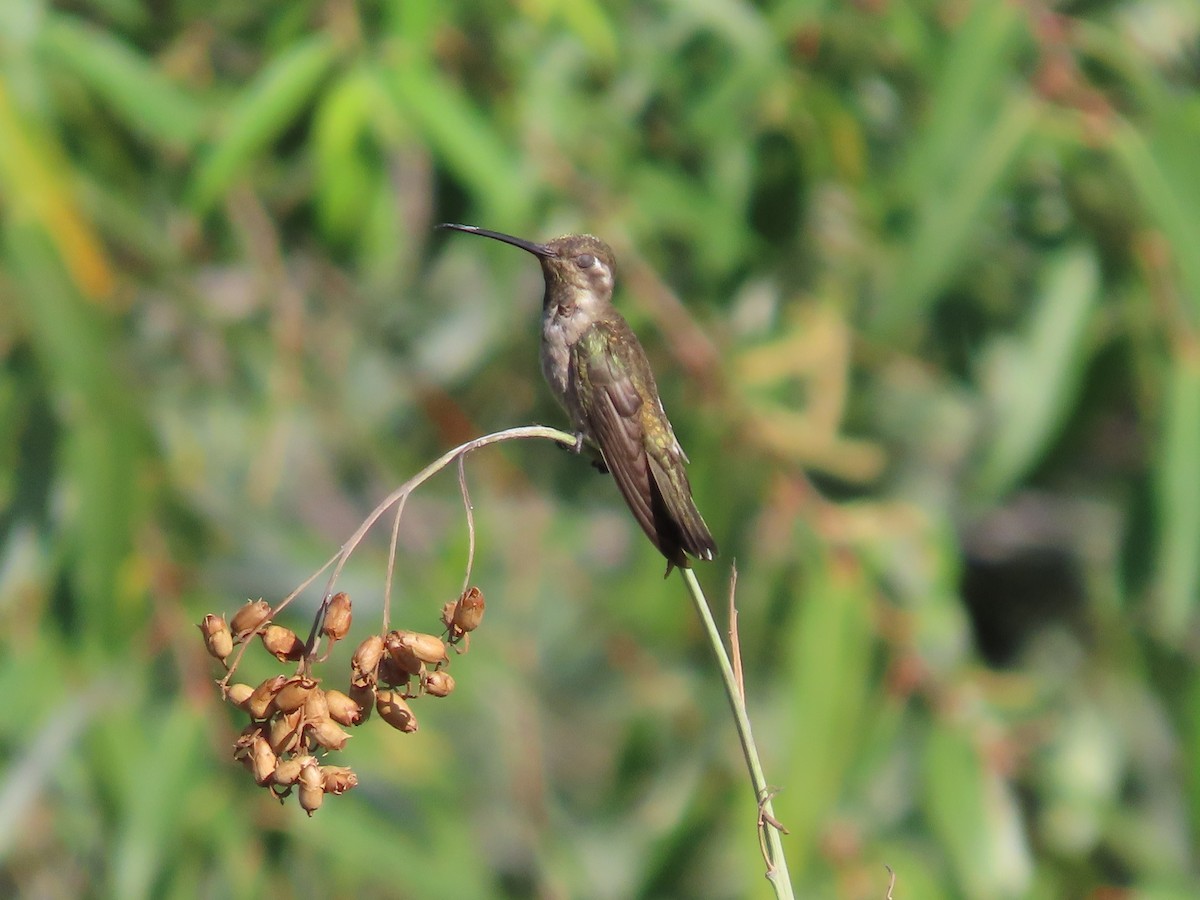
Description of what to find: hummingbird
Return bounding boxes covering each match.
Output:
[438,223,717,571]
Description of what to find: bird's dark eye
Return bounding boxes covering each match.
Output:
[575,253,595,269]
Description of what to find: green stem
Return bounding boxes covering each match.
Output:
[681,567,793,899]
[258,422,792,896]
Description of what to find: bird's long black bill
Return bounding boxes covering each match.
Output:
[436,223,556,258]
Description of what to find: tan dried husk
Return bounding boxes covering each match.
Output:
[230,599,271,636]
[351,634,385,686]
[246,675,288,720]
[261,624,305,662]
[401,631,448,666]
[251,735,277,786]
[272,756,304,787]
[232,723,264,759]
[321,765,358,795]
[225,682,254,709]
[307,717,351,752]
[200,614,234,662]
[384,631,425,676]
[302,686,329,722]
[298,758,323,814]
[269,709,304,756]
[376,690,418,733]
[321,592,352,642]
[348,682,374,723]
[325,689,362,726]
[273,676,318,713]
[452,587,485,634]
[422,670,455,698]
[378,653,419,687]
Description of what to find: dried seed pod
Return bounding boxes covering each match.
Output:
[453,587,485,634]
[230,599,272,636]
[251,735,277,786]
[325,689,362,727]
[321,765,358,795]
[273,676,318,714]
[298,758,323,815]
[384,631,425,677]
[307,717,351,752]
[350,634,385,686]
[440,600,458,632]
[261,624,305,662]
[376,690,418,733]
[225,683,255,709]
[246,675,288,720]
[303,686,329,723]
[348,682,374,724]
[402,631,448,666]
[272,756,304,787]
[378,653,417,688]
[233,722,265,759]
[422,670,455,698]
[321,592,352,642]
[199,614,234,662]
[269,709,304,756]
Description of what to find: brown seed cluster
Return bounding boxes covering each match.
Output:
[200,588,485,815]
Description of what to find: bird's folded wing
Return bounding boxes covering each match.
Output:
[576,327,660,550]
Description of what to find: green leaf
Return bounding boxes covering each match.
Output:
[0,82,115,299]
[386,59,530,224]
[876,0,1034,336]
[879,94,1038,337]
[923,724,1031,898]
[1110,102,1200,325]
[902,0,1025,194]
[973,244,1101,500]
[4,223,144,641]
[777,539,873,878]
[37,13,206,150]
[527,0,619,64]
[1151,349,1200,641]
[313,68,379,243]
[99,705,206,899]
[188,34,337,212]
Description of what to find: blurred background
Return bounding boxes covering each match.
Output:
[2,0,1199,896]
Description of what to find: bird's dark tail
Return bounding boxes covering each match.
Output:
[647,456,717,572]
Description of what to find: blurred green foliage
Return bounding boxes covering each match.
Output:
[2,0,1200,896]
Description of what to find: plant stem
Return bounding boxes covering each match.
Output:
[243,421,792,895]
[275,425,577,671]
[681,567,793,898]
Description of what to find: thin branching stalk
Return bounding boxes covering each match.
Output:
[308,425,579,636]
[223,423,791,892]
[681,567,793,898]
[221,425,577,689]
[457,456,476,594]
[382,494,407,632]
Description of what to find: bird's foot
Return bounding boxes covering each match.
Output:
[562,432,608,473]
